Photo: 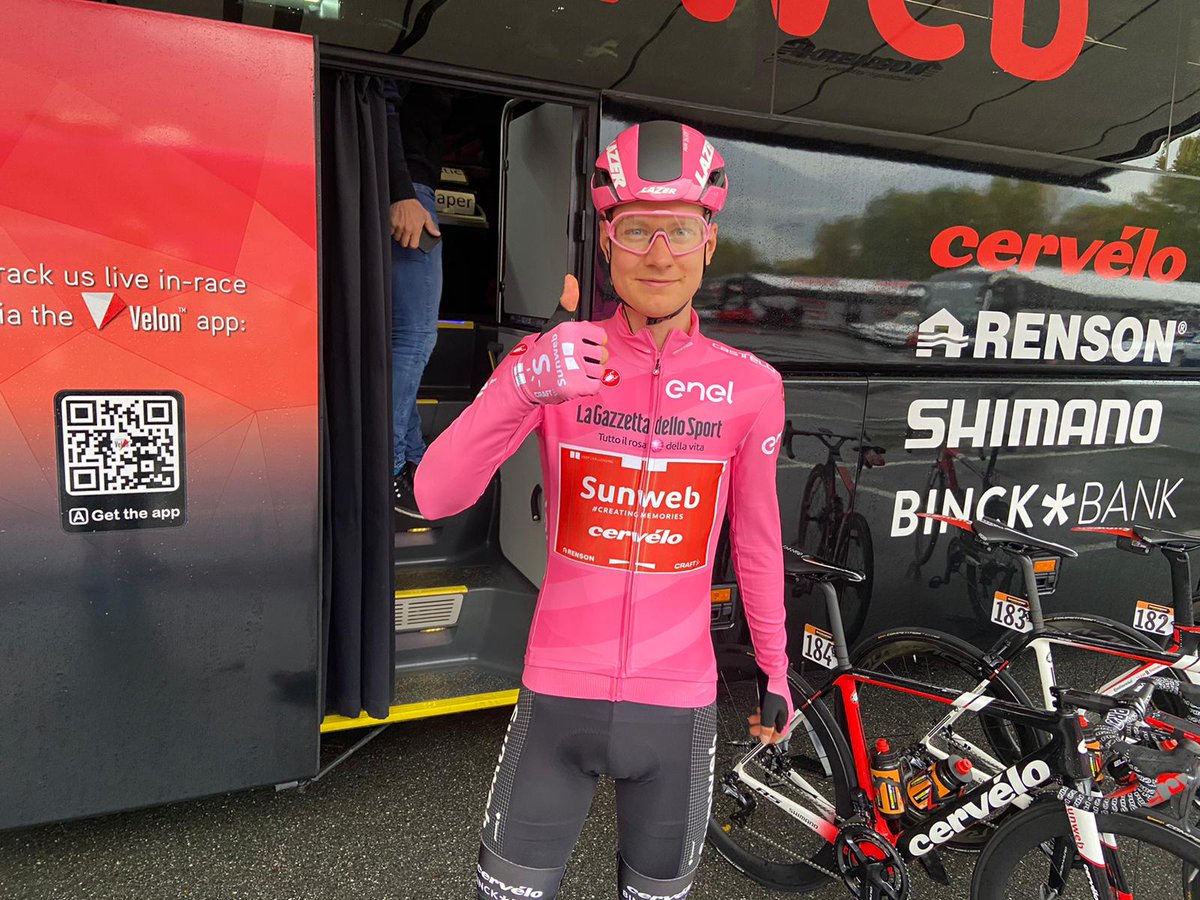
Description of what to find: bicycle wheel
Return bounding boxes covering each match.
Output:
[797,464,834,555]
[912,468,945,566]
[707,645,856,892]
[973,800,1200,900]
[834,512,873,644]
[849,627,1040,850]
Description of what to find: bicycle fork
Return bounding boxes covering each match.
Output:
[1057,807,1127,900]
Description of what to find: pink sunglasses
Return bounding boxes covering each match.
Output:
[604,210,712,256]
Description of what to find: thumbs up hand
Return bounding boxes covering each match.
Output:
[513,276,609,405]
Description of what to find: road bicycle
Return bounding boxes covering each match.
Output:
[848,519,1200,791]
[786,421,885,643]
[912,446,1002,569]
[707,543,1200,898]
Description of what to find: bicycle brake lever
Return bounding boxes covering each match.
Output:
[781,419,796,459]
[1055,687,1118,715]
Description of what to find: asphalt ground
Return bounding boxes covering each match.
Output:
[1,644,1187,900]
[0,701,972,900]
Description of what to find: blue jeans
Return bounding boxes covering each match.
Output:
[391,183,442,472]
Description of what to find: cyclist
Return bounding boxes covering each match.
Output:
[414,120,794,900]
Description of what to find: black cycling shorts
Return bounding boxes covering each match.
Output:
[478,689,717,893]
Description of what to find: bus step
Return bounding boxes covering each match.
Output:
[394,585,466,632]
[319,665,520,734]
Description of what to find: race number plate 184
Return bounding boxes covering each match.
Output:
[1133,600,1174,636]
[991,591,1032,633]
[802,623,837,669]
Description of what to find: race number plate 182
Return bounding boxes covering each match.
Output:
[991,591,1032,633]
[1133,600,1174,636]
[802,623,837,669]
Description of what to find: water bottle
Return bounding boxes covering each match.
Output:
[905,755,974,813]
[870,738,906,821]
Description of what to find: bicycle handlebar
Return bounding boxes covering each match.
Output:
[781,420,885,460]
[1056,676,1200,815]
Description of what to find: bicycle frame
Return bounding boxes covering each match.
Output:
[737,624,1126,895]
[925,539,1200,757]
[737,578,1183,899]
[790,427,877,530]
[919,446,1002,519]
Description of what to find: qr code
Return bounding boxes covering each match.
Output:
[59,394,182,496]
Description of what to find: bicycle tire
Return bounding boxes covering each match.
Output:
[849,627,1040,849]
[707,646,856,892]
[834,512,873,645]
[972,800,1200,900]
[797,463,834,556]
[912,468,945,566]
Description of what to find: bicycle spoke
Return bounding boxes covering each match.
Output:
[715,668,744,743]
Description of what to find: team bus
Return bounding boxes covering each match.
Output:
[3,0,1200,830]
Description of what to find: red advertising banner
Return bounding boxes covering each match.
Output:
[0,0,318,532]
[0,0,319,828]
[556,445,725,573]
[600,0,1089,80]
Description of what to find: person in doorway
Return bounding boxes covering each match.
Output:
[386,79,451,518]
[414,121,793,900]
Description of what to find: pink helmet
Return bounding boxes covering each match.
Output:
[591,121,729,217]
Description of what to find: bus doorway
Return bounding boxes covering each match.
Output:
[318,63,597,733]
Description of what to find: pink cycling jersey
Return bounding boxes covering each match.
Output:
[414,309,790,708]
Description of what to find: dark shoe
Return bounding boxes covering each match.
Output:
[392,465,424,520]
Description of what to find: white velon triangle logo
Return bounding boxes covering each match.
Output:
[80,292,126,330]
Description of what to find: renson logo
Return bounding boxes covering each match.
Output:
[666,379,734,404]
[908,760,1052,856]
[599,0,1089,82]
[916,309,1180,364]
[931,226,1188,282]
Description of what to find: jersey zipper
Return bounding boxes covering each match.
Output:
[614,350,662,701]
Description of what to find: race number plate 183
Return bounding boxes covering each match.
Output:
[1133,600,1174,636]
[991,591,1032,633]
[802,623,837,669]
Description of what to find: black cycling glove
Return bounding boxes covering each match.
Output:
[756,665,791,737]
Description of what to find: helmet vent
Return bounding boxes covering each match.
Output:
[636,120,684,183]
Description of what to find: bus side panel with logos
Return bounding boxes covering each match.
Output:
[0,1,320,828]
[600,95,1200,653]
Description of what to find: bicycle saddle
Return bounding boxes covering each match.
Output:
[972,516,1079,559]
[783,545,866,583]
[1130,524,1200,553]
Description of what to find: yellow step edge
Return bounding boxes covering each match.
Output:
[395,584,468,599]
[437,320,475,330]
[416,398,438,405]
[320,689,519,733]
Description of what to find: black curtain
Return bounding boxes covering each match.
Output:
[320,70,395,719]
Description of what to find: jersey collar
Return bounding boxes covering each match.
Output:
[610,307,699,358]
